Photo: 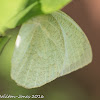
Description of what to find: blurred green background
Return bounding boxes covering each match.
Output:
[0,0,100,100]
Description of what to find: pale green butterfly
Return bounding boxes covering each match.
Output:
[11,11,92,89]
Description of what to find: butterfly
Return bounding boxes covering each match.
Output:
[11,11,92,89]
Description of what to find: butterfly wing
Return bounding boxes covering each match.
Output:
[52,11,92,76]
[11,11,92,89]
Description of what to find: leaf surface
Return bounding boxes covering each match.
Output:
[0,36,11,55]
[11,11,92,89]
[40,0,71,13]
[0,0,71,35]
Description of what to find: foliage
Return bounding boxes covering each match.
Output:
[0,0,71,34]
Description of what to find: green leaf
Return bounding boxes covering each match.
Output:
[0,0,41,34]
[0,36,11,55]
[40,0,71,13]
[11,11,92,89]
[0,0,27,33]
[0,27,20,55]
[0,0,71,35]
